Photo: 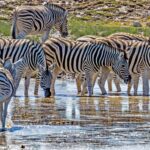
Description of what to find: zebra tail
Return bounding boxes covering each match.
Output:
[11,10,17,39]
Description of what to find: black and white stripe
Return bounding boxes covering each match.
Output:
[11,3,68,42]
[109,32,150,96]
[0,59,14,130]
[41,37,130,96]
[0,38,46,96]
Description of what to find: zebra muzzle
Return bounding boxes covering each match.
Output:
[44,88,51,97]
[124,75,132,84]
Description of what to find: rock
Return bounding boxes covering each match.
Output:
[76,14,82,18]
[0,1,6,7]
[132,21,142,27]
[146,22,150,27]
[118,6,128,14]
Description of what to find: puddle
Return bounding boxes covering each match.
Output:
[0,78,150,150]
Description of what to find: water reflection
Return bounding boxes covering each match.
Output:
[0,79,150,149]
[9,93,150,126]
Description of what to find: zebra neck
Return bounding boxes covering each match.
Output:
[5,65,16,82]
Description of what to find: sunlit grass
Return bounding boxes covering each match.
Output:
[69,17,150,39]
[0,20,11,37]
[1,17,150,39]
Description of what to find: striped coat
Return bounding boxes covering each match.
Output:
[0,38,46,96]
[109,32,150,96]
[0,59,14,130]
[40,37,130,96]
[11,3,68,43]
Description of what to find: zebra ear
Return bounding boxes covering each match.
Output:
[3,58,13,70]
[118,52,125,60]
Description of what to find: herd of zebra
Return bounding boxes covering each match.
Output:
[0,2,150,130]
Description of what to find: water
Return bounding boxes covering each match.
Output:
[0,79,150,150]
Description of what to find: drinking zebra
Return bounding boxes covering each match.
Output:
[87,36,149,95]
[40,37,130,96]
[11,2,68,43]
[0,38,50,97]
[76,35,122,94]
[0,59,15,130]
[109,32,150,95]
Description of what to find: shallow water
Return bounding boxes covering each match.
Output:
[0,79,150,150]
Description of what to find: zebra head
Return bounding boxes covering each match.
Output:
[55,10,68,37]
[40,66,52,97]
[112,52,131,84]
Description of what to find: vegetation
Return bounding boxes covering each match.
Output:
[0,20,11,37]
[1,17,150,39]
[69,17,150,39]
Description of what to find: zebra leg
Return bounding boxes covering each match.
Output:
[0,102,3,128]
[34,72,40,95]
[127,81,132,95]
[81,72,98,96]
[41,30,50,43]
[81,79,87,96]
[24,75,31,97]
[13,75,22,96]
[92,72,99,88]
[98,67,110,95]
[51,66,62,96]
[76,74,82,94]
[114,75,121,92]
[107,73,113,91]
[142,69,149,96]
[132,74,140,95]
[2,99,10,130]
[83,71,93,96]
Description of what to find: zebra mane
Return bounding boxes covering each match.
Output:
[43,2,67,14]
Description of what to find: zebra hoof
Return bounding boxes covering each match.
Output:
[133,93,138,96]
[34,92,38,95]
[143,93,149,96]
[24,93,29,97]
[117,90,121,92]
[101,92,107,95]
[0,128,7,132]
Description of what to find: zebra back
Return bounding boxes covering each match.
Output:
[0,38,46,71]
[77,36,130,59]
[108,32,149,41]
[43,37,128,72]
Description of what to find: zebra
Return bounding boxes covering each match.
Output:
[0,38,50,97]
[0,58,15,130]
[76,35,122,94]
[108,32,149,41]
[109,32,150,95]
[11,2,68,43]
[40,37,130,96]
